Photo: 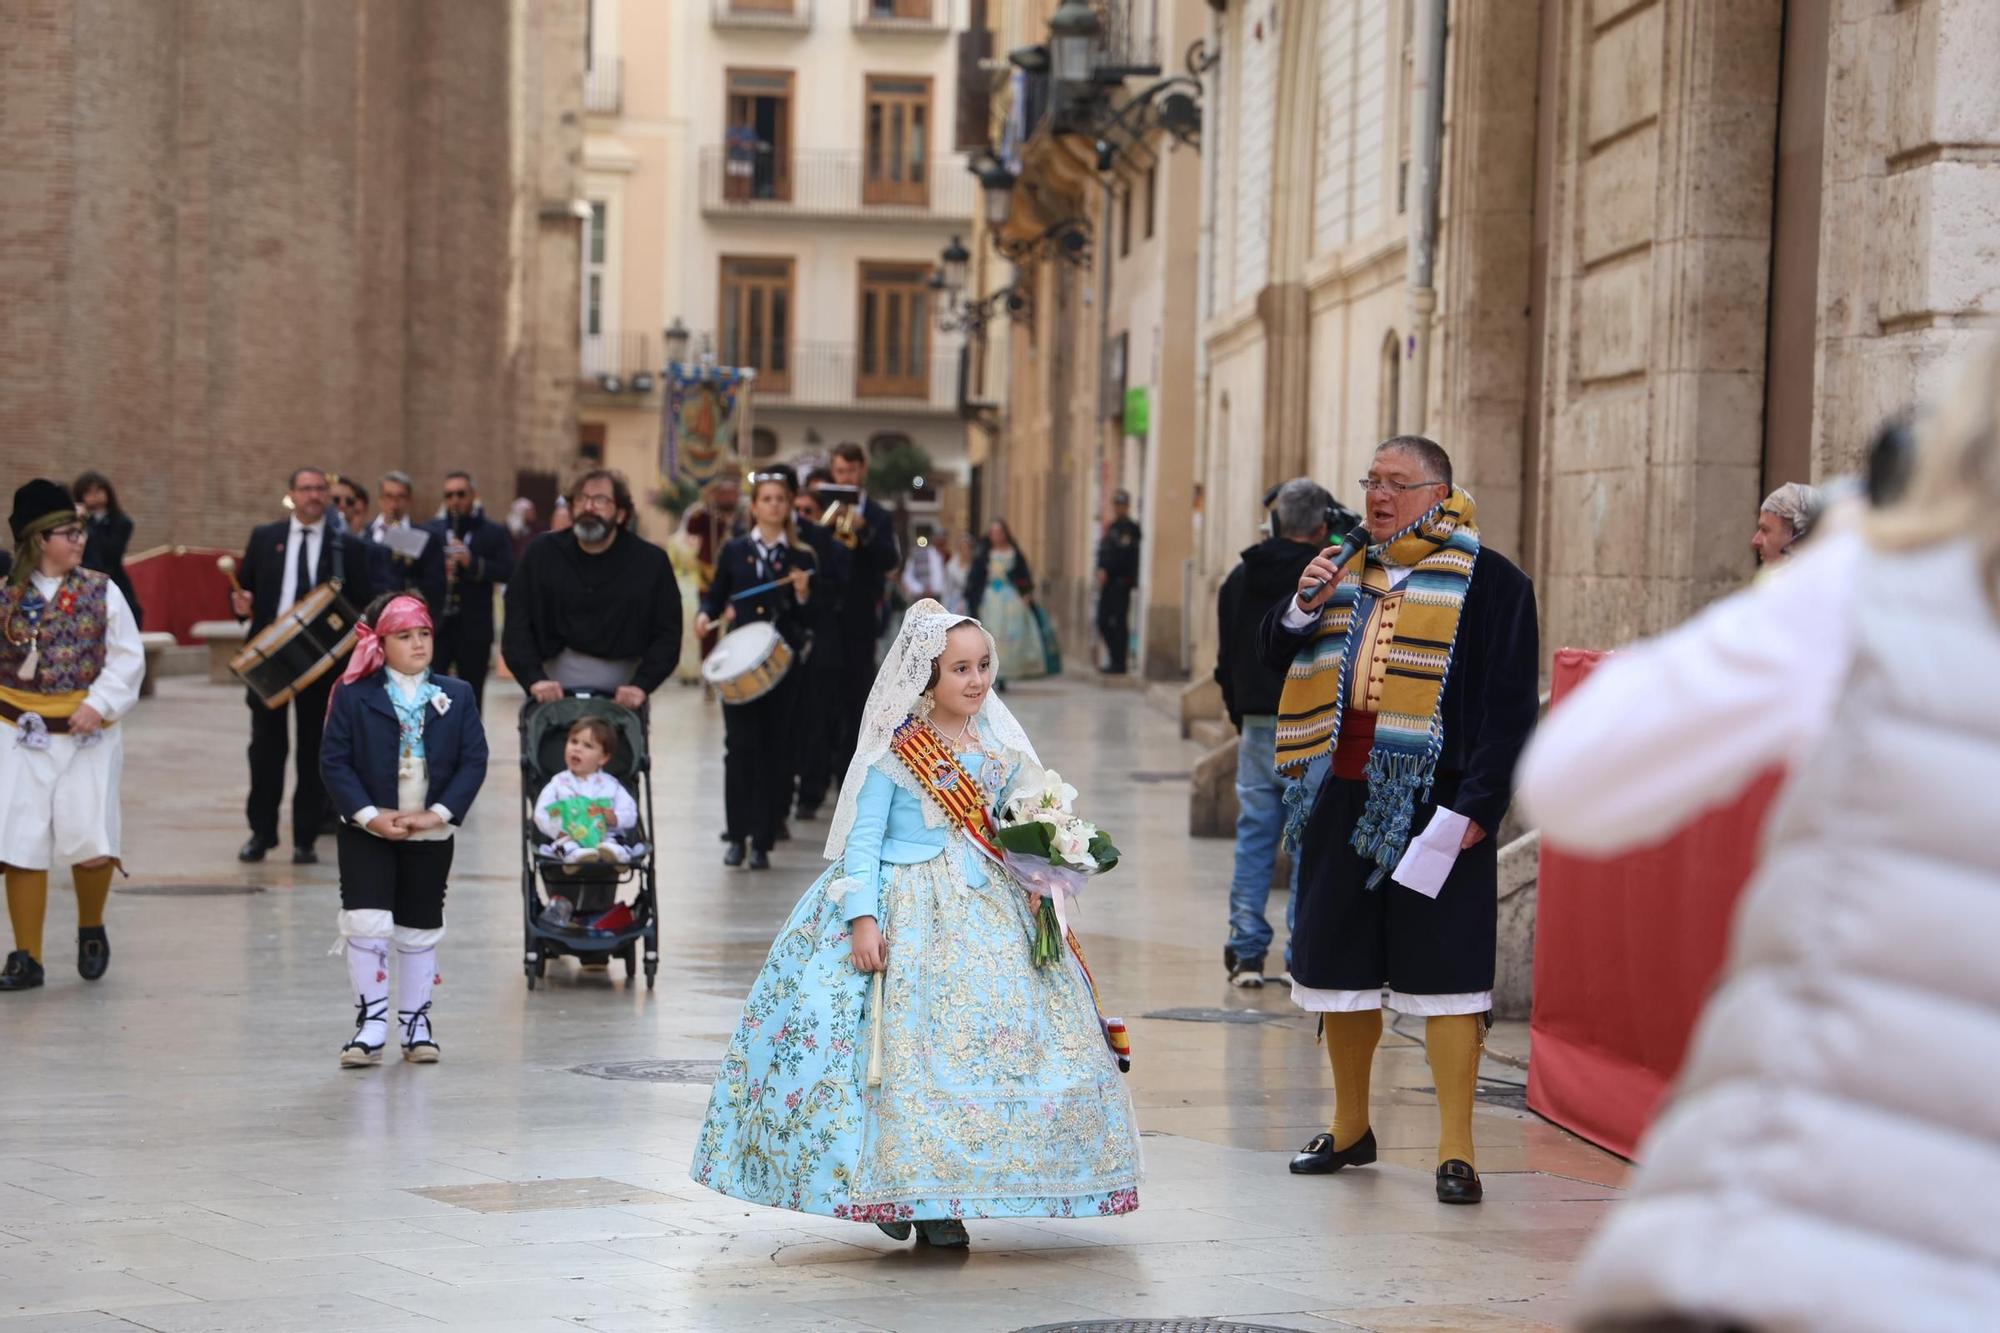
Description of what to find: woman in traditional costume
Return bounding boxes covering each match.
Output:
[963,519,1047,684]
[0,480,144,992]
[691,598,1140,1247]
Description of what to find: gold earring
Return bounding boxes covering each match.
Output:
[917,692,935,719]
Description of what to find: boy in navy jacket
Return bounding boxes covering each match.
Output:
[321,593,488,1066]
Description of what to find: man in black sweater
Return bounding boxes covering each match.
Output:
[1213,478,1349,989]
[1094,489,1142,674]
[501,469,681,711]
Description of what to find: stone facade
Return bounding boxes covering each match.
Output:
[0,0,585,551]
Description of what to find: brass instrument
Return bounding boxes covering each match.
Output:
[816,484,867,551]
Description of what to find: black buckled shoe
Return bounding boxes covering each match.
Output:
[1435,1158,1483,1204]
[0,950,45,992]
[77,927,110,981]
[722,841,746,868]
[1289,1126,1376,1175]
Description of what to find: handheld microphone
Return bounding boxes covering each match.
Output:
[1299,526,1369,607]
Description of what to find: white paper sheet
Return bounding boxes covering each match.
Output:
[1390,806,1470,899]
[383,525,432,559]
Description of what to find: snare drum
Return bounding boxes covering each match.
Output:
[231,581,361,709]
[700,622,794,705]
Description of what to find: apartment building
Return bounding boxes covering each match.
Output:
[581,0,975,538]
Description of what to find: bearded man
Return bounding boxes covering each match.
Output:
[501,469,682,712]
[1259,435,1539,1205]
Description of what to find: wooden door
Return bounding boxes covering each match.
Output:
[725,69,793,203]
[862,75,931,207]
[719,256,794,394]
[856,262,930,399]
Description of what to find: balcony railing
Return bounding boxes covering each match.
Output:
[724,340,959,414]
[584,58,622,115]
[579,331,657,386]
[699,146,973,222]
[852,0,949,33]
[710,0,811,30]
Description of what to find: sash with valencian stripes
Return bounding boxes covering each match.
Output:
[889,716,1134,1071]
[1276,489,1480,888]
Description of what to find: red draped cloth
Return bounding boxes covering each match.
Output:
[125,547,236,644]
[1526,648,1785,1158]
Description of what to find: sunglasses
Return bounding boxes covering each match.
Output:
[443,489,471,500]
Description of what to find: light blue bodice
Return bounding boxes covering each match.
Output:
[837,751,1015,921]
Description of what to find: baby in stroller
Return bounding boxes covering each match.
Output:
[534,717,646,864]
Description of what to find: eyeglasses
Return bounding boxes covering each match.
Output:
[44,525,86,543]
[443,489,471,500]
[1357,477,1446,494]
[573,491,619,512]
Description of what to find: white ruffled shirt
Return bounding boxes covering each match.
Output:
[351,667,457,840]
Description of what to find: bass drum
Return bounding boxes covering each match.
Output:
[231,582,361,709]
[700,621,794,706]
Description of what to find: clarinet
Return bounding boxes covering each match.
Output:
[443,520,463,618]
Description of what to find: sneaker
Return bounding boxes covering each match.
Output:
[1229,953,1267,989]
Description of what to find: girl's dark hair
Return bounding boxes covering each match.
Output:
[360,589,429,626]
[71,470,123,518]
[567,715,619,758]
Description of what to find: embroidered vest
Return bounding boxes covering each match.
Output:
[0,570,111,694]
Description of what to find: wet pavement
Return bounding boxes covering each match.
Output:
[0,674,1623,1331]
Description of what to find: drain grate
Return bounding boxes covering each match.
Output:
[1141,1007,1289,1025]
[570,1059,723,1084]
[1014,1322,1311,1333]
[119,883,266,896]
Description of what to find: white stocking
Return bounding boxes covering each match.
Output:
[343,938,391,1051]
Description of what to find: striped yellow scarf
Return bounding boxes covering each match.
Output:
[1277,489,1480,886]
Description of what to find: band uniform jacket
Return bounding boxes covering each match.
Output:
[418,512,515,643]
[703,534,822,654]
[235,520,381,637]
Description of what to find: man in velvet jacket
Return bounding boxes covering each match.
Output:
[1259,436,1538,1206]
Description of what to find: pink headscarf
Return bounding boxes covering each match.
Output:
[328,595,432,717]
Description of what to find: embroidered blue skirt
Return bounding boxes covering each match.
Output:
[690,840,1141,1222]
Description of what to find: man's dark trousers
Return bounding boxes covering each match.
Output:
[435,616,491,711]
[245,674,334,851]
[1098,584,1132,674]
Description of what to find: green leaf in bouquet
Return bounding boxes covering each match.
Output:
[1086,830,1121,873]
[994,820,1059,863]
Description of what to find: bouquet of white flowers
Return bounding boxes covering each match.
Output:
[992,763,1120,967]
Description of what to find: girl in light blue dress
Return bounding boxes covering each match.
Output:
[691,599,1139,1248]
[965,519,1048,682]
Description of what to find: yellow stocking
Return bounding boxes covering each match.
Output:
[73,862,114,929]
[5,868,50,962]
[1323,1008,1383,1151]
[1426,1013,1485,1168]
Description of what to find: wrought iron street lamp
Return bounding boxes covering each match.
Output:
[1048,0,1101,89]
[940,235,970,297]
[663,317,690,367]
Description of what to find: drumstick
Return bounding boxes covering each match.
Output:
[728,571,812,602]
[216,555,243,592]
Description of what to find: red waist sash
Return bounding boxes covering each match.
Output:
[1331,709,1376,781]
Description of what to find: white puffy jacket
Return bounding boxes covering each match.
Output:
[1517,527,2000,1333]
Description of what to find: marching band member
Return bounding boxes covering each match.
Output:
[696,467,821,871]
[232,467,380,866]
[825,443,900,764]
[0,481,144,993]
[791,471,852,822]
[417,470,513,711]
[320,592,488,1067]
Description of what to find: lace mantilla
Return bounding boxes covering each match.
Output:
[822,599,1040,861]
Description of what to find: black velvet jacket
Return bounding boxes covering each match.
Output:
[1256,544,1539,837]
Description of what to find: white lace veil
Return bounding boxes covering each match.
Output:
[822,598,1039,860]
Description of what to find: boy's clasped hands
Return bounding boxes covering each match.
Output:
[365,810,447,840]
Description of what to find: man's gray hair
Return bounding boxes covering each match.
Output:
[1375,435,1454,491]
[1272,478,1335,539]
[1760,482,1823,531]
[379,470,412,490]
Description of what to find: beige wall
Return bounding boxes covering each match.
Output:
[583,0,972,498]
